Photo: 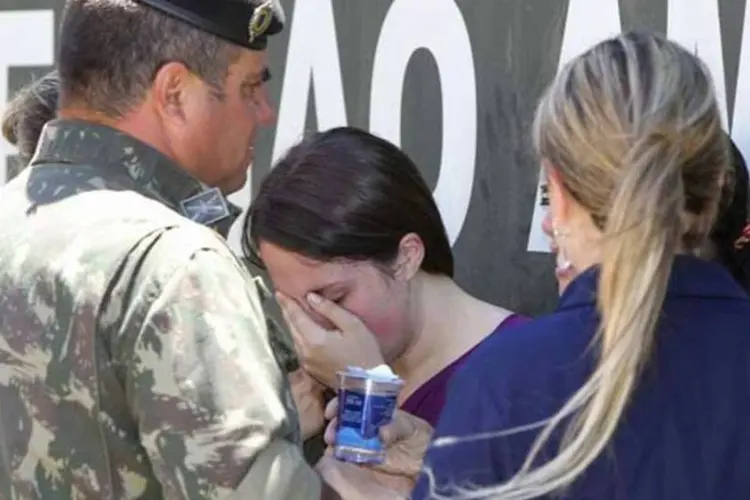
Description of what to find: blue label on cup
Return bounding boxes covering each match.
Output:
[336,388,397,452]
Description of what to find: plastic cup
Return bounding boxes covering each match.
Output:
[334,368,404,465]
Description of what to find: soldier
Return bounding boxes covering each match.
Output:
[2,64,335,461]
[0,0,357,498]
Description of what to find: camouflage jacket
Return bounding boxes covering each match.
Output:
[243,259,299,374]
[0,120,318,499]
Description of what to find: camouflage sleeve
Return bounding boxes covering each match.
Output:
[114,227,320,499]
[238,257,329,465]
[240,257,300,373]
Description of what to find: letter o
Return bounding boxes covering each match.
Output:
[369,0,477,245]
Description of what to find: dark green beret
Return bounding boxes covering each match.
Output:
[133,0,285,50]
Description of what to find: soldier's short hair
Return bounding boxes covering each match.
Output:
[58,0,240,117]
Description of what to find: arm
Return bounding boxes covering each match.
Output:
[114,228,322,499]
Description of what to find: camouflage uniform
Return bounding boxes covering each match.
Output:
[0,120,320,499]
[243,259,299,375]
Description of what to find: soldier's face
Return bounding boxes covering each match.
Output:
[259,242,414,363]
[175,50,275,194]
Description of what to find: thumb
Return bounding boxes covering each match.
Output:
[379,410,415,447]
[324,417,337,446]
[306,292,362,332]
[324,397,339,420]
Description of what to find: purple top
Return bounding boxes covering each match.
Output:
[399,314,529,427]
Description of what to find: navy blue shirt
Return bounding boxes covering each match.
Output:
[413,256,750,499]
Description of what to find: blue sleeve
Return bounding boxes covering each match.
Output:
[411,364,524,499]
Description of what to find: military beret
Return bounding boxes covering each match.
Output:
[133,0,285,50]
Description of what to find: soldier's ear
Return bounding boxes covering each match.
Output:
[151,62,193,122]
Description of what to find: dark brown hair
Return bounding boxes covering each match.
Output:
[245,127,454,277]
[711,135,750,291]
[2,71,59,161]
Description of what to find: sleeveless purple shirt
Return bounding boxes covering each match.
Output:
[400,314,529,427]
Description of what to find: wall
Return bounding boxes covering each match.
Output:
[1,0,748,315]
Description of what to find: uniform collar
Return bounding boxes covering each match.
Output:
[30,119,242,236]
[558,254,748,311]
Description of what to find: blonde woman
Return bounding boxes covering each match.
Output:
[411,32,750,499]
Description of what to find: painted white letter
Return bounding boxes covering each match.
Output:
[229,0,349,252]
[369,0,477,245]
[270,0,348,164]
[730,0,750,164]
[526,0,621,252]
[667,0,728,128]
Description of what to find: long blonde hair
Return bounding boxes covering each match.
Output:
[437,32,729,500]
